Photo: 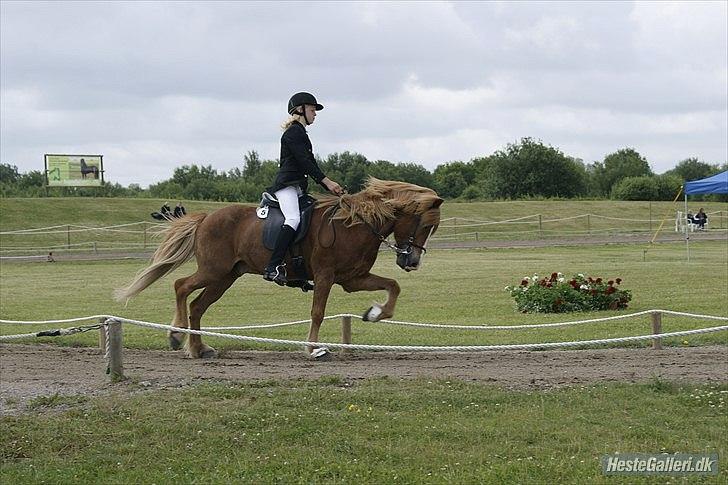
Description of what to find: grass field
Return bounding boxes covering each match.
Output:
[1,378,726,484]
[1,197,727,253]
[1,243,726,350]
[1,199,727,484]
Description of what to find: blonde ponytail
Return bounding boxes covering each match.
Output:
[281,113,307,130]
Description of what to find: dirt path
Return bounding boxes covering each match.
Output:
[1,344,726,415]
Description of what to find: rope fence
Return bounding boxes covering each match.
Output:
[1,309,726,379]
[2,211,726,255]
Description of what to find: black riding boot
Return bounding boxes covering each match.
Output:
[263,225,297,286]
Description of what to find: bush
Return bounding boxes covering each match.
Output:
[611,176,658,200]
[506,272,632,313]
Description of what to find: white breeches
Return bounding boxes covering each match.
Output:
[274,185,302,230]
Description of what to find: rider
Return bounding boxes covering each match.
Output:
[263,92,343,285]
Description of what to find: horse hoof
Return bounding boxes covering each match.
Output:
[310,347,331,361]
[363,305,382,322]
[168,332,184,350]
[200,347,218,359]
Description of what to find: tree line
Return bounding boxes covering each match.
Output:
[1,138,725,201]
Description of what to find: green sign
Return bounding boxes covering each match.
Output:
[45,154,104,187]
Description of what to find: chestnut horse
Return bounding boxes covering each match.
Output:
[115,178,443,358]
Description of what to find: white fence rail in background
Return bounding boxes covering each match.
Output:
[1,211,727,255]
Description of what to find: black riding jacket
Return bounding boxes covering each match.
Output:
[268,121,327,194]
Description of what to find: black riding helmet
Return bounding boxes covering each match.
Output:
[288,92,324,115]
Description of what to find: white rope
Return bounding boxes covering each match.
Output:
[0,332,40,340]
[1,311,726,350]
[0,221,156,236]
[109,316,728,351]
[377,310,728,329]
[2,310,726,330]
[0,315,111,325]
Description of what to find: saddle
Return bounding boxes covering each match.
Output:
[257,192,317,291]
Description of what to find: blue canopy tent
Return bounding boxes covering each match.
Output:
[683,170,728,261]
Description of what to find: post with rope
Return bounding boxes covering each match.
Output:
[341,315,352,354]
[105,318,124,380]
[651,311,662,350]
[98,316,107,351]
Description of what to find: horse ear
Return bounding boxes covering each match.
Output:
[432,197,444,209]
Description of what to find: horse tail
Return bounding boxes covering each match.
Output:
[114,213,207,302]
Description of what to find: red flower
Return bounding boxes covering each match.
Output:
[521,279,528,286]
[590,289,597,296]
[550,272,558,281]
[616,278,622,284]
[606,286,616,294]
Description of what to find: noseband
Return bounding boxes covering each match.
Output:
[337,198,428,255]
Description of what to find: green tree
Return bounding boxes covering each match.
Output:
[663,158,720,182]
[242,150,262,179]
[611,176,658,200]
[433,161,474,198]
[0,163,20,184]
[393,162,435,189]
[475,138,586,199]
[596,148,653,197]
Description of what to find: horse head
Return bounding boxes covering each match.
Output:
[391,195,443,271]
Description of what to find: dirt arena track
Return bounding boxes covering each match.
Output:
[1,343,726,415]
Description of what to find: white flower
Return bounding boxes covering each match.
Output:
[557,272,563,277]
[577,273,584,278]
[557,278,565,283]
[580,284,588,290]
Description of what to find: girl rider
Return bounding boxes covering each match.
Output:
[263,92,343,284]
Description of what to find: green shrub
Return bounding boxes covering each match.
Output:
[506,272,632,313]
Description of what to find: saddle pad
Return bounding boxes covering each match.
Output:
[261,196,316,250]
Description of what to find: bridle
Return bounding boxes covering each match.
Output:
[336,198,430,256]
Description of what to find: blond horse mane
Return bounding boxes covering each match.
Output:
[317,177,442,227]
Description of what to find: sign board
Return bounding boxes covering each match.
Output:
[44,154,104,187]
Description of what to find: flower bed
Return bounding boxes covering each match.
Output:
[506,272,632,313]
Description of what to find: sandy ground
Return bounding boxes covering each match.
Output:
[1,343,726,415]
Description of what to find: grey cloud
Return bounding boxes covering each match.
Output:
[1,1,725,185]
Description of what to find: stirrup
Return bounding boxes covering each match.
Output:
[263,264,287,286]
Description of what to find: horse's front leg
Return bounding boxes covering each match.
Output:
[307,272,334,357]
[341,272,400,322]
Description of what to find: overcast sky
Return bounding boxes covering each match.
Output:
[1,1,726,187]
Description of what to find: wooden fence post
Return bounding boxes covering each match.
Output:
[651,311,662,350]
[106,319,124,380]
[98,317,107,351]
[341,315,352,355]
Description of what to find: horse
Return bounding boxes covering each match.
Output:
[114,178,443,359]
[80,158,99,179]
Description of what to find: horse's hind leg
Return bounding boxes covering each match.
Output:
[186,272,239,358]
[169,272,207,350]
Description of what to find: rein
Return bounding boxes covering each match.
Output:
[336,197,426,256]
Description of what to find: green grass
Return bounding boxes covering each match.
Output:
[1,242,726,350]
[1,379,726,484]
[1,198,727,252]
[1,199,727,484]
